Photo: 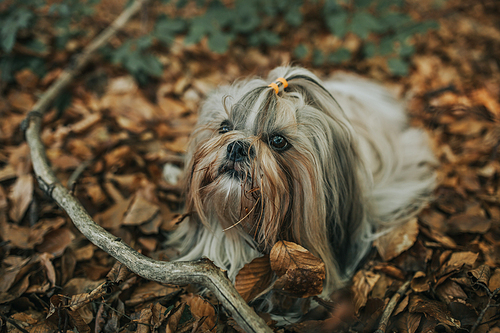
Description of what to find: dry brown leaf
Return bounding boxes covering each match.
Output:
[395,313,422,333]
[158,96,188,119]
[125,281,178,307]
[375,218,419,261]
[409,295,460,328]
[69,113,102,134]
[62,278,105,296]
[0,165,17,182]
[15,68,39,89]
[467,264,491,287]
[419,209,447,233]
[234,255,273,302]
[136,305,154,333]
[270,240,325,298]
[182,294,216,331]
[122,193,160,226]
[67,139,94,160]
[73,243,96,261]
[489,268,500,292]
[440,251,479,276]
[352,270,380,314]
[36,227,75,257]
[8,90,34,112]
[94,195,132,229]
[8,173,33,222]
[435,280,467,305]
[138,237,158,252]
[270,240,324,276]
[164,136,189,153]
[411,271,430,293]
[447,213,491,234]
[166,303,186,333]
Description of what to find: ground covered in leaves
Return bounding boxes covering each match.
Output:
[2,0,500,332]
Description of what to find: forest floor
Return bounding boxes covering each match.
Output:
[1,0,500,332]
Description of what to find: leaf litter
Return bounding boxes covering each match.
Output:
[2,0,500,332]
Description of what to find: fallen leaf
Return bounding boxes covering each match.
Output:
[166,303,186,333]
[235,255,273,302]
[122,193,160,226]
[375,218,419,261]
[15,68,39,89]
[395,313,422,333]
[36,228,75,257]
[352,270,380,314]
[409,295,461,329]
[8,90,34,112]
[8,174,33,222]
[435,280,467,305]
[449,215,492,234]
[440,251,478,276]
[489,268,500,292]
[270,241,325,298]
[182,294,216,331]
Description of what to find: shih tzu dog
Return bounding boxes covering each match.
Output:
[168,66,435,315]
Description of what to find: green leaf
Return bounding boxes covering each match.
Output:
[24,39,47,54]
[207,31,233,53]
[349,11,385,39]
[1,7,34,52]
[364,42,377,58]
[233,3,260,33]
[294,44,309,59]
[398,43,415,57]
[387,57,409,76]
[355,0,375,8]
[325,11,349,38]
[285,6,303,27]
[249,31,280,46]
[376,0,405,11]
[154,17,186,45]
[328,48,351,64]
[184,22,209,45]
[313,49,325,66]
[379,36,395,56]
[379,12,413,30]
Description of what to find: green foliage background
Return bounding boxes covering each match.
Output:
[0,0,439,85]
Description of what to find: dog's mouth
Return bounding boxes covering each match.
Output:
[218,161,251,181]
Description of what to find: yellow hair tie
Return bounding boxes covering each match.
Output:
[276,77,288,88]
[268,77,288,94]
[268,82,279,94]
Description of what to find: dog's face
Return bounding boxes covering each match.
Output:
[184,67,368,289]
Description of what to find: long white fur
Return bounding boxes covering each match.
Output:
[167,66,436,316]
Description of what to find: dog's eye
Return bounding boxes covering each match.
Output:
[219,123,232,134]
[269,135,289,151]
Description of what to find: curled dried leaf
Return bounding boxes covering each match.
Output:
[375,218,419,261]
[234,255,273,302]
[269,241,325,298]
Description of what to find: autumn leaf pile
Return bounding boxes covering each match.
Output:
[2,0,500,332]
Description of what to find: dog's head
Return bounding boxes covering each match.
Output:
[184,66,370,288]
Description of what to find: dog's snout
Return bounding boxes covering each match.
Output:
[227,141,254,162]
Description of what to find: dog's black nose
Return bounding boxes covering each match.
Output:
[227,141,253,162]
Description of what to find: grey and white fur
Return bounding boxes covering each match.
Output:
[167,66,435,316]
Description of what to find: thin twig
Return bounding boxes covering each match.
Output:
[23,1,272,332]
[470,287,500,333]
[374,279,412,333]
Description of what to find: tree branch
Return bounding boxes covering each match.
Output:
[23,1,271,332]
[374,279,411,333]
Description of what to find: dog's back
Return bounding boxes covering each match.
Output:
[325,75,436,230]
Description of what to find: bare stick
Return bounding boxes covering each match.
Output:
[23,1,271,332]
[374,279,411,333]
